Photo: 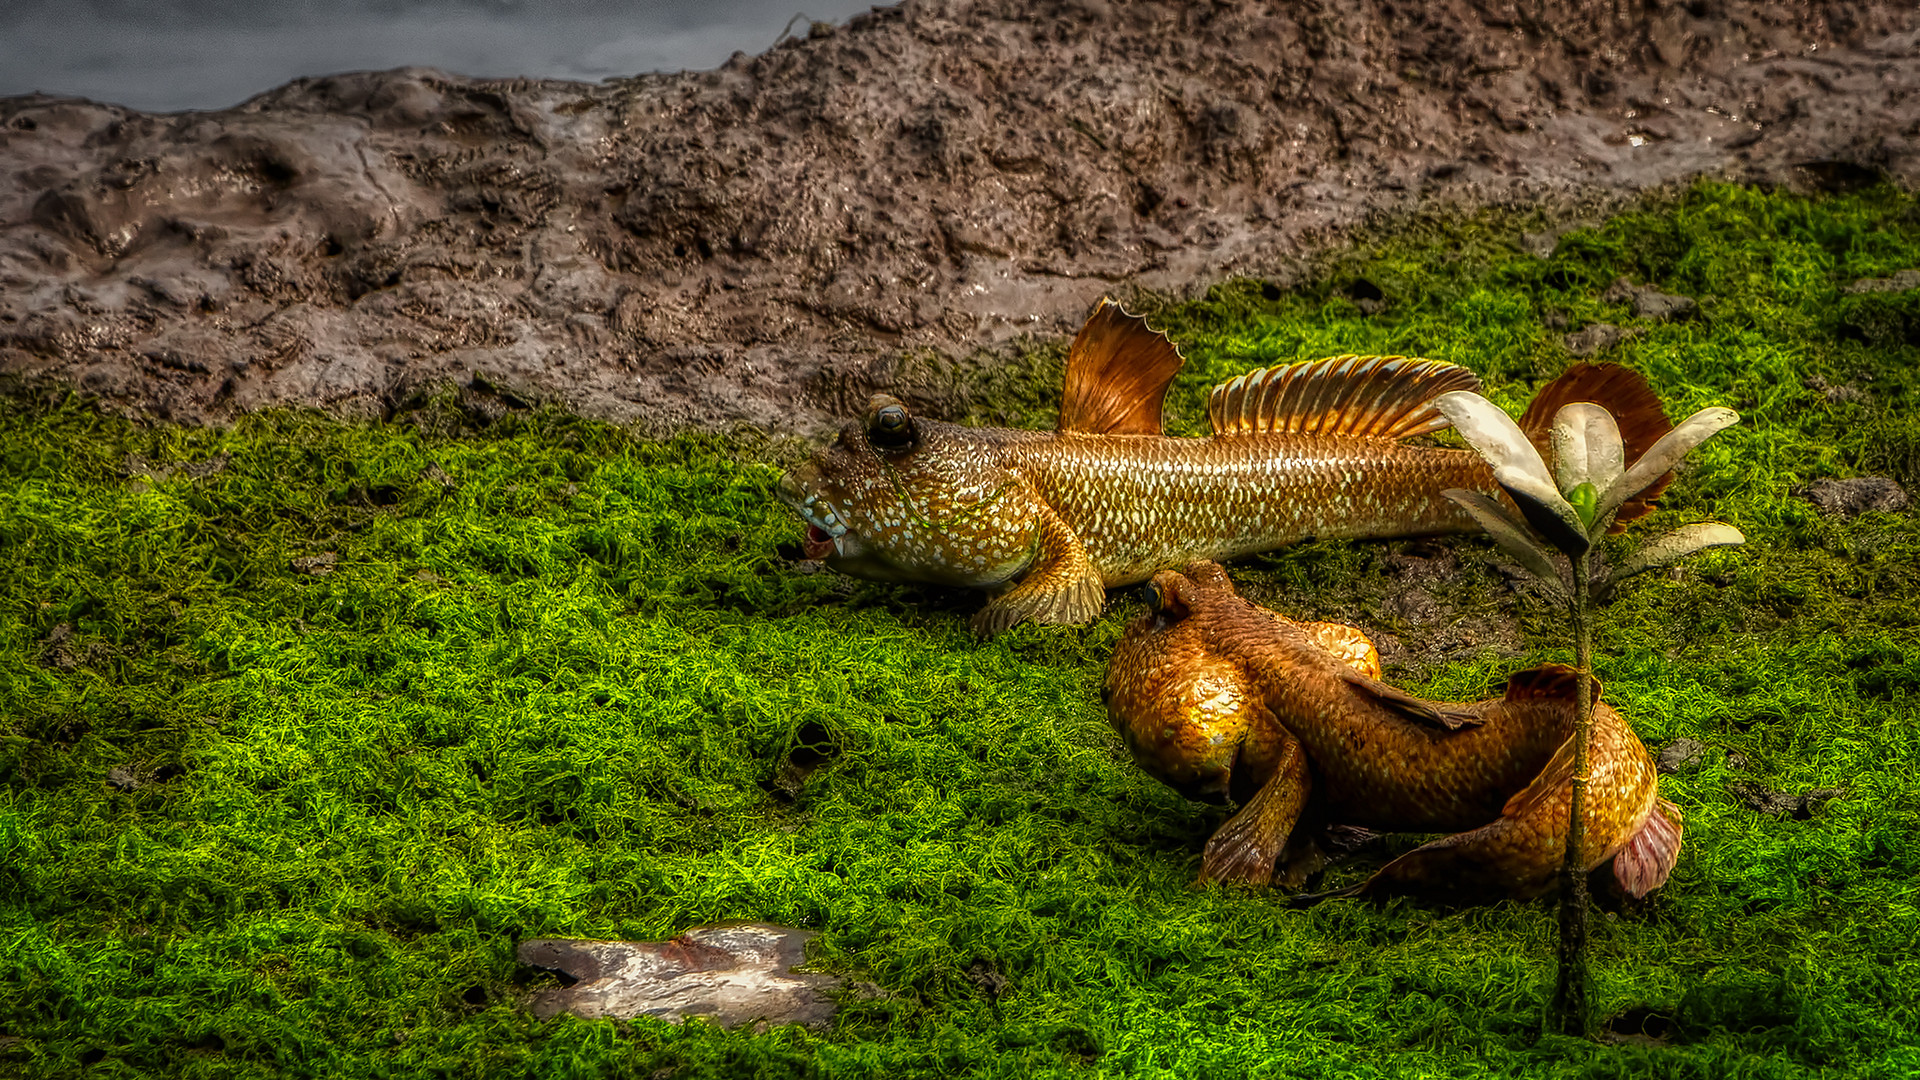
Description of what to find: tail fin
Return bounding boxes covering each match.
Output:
[1518,364,1673,529]
[1612,797,1684,898]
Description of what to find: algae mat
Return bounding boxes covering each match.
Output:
[3,183,1919,1078]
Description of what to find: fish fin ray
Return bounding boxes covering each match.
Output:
[970,508,1104,635]
[1200,731,1310,888]
[1207,355,1481,439]
[1502,662,1603,708]
[1341,668,1483,730]
[1356,819,1543,901]
[1518,363,1674,529]
[1056,297,1186,436]
[1612,797,1684,898]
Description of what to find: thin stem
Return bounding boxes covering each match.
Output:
[1551,551,1594,1036]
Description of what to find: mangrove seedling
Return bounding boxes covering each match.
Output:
[1432,388,1743,1037]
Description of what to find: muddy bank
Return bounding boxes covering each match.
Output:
[1,0,1914,433]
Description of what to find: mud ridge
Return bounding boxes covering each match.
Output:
[1,0,1914,431]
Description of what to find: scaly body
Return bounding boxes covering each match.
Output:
[1005,431,1489,586]
[1105,561,1682,901]
[779,298,1672,634]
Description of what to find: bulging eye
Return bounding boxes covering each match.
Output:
[1146,574,1191,621]
[865,395,917,452]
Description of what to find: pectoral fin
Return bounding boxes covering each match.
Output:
[1341,668,1483,731]
[970,507,1104,636]
[1199,734,1311,887]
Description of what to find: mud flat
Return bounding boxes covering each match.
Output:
[2,0,1914,431]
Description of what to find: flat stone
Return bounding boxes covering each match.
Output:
[1728,783,1847,819]
[1564,322,1635,357]
[518,923,839,1029]
[1796,477,1909,517]
[1604,276,1699,321]
[1656,737,1713,775]
[1841,269,1920,294]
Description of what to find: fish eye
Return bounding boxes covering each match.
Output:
[1146,575,1191,621]
[865,395,918,452]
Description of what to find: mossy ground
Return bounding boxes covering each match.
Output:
[4,181,1918,1078]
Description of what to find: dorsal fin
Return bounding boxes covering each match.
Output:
[1206,355,1481,439]
[1517,363,1673,530]
[1056,298,1186,435]
[1502,662,1603,706]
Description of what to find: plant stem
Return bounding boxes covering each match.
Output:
[1551,550,1594,1036]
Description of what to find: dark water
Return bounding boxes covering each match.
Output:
[0,0,882,112]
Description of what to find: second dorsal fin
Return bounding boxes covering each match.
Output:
[1207,355,1481,439]
[1057,298,1187,436]
[1502,662,1603,705]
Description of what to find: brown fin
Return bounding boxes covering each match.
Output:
[970,504,1104,636]
[1341,668,1483,731]
[1356,738,1576,902]
[1612,797,1684,899]
[1502,662,1603,708]
[1199,733,1310,887]
[1056,297,1186,436]
[1354,821,1537,902]
[1517,363,1674,529]
[1206,355,1481,439]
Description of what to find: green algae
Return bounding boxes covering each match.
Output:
[2,181,1918,1078]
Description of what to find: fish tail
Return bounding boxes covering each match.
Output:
[1611,797,1684,899]
[1517,363,1675,528]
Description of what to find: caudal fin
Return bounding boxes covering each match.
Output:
[1612,798,1684,898]
[1518,363,1673,528]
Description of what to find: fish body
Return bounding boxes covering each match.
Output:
[782,422,1489,586]
[779,298,1672,634]
[1105,561,1682,901]
[1004,430,1491,585]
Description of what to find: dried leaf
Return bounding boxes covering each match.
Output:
[1597,406,1739,523]
[1549,402,1625,501]
[1443,489,1570,603]
[1605,523,1744,587]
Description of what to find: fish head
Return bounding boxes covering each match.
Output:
[777,394,1041,586]
[1104,565,1264,802]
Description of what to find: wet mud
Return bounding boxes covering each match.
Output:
[1,0,1915,432]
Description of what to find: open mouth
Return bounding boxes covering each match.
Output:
[791,496,850,561]
[802,524,837,560]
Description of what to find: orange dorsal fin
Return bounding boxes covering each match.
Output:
[1518,363,1674,529]
[1502,662,1604,707]
[1206,356,1481,439]
[1056,298,1186,436]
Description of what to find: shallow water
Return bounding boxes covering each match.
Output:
[0,0,880,112]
